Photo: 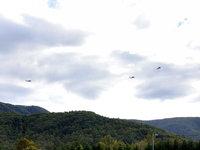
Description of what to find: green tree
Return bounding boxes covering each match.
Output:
[173,139,179,150]
[113,141,125,150]
[118,144,123,150]
[101,135,114,147]
[96,142,106,150]
[144,143,151,150]
[132,145,139,150]
[93,143,104,150]
[76,144,83,150]
[164,140,172,150]
[16,138,37,150]
[134,140,148,150]
[24,146,39,150]
[155,141,163,150]
[84,144,92,150]
[147,133,152,144]
[195,141,200,150]
[180,140,187,150]
[70,145,75,150]
[53,146,57,150]
[187,140,195,150]
[125,143,131,150]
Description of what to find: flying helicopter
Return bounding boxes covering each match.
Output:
[129,76,135,79]
[25,80,31,82]
[157,67,161,69]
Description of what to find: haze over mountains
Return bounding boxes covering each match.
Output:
[131,118,200,141]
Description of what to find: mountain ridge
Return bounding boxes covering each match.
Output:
[0,111,192,149]
[0,101,50,114]
[1,101,200,144]
[130,117,200,141]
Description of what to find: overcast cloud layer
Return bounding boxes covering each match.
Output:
[0,0,200,120]
[0,14,88,53]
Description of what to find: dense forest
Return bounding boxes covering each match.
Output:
[13,134,200,150]
[0,111,196,150]
[0,102,49,114]
[131,118,200,141]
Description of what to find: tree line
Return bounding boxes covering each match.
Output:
[14,134,200,150]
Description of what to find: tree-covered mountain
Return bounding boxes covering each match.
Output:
[0,111,193,150]
[130,117,200,141]
[0,102,49,114]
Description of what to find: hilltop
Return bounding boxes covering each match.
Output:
[0,101,49,114]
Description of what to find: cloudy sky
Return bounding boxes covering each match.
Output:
[1,0,200,120]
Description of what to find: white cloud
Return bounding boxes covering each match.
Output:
[0,14,89,53]
[133,14,151,30]
[1,0,200,120]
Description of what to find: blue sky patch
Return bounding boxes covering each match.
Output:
[48,0,57,8]
[177,18,188,27]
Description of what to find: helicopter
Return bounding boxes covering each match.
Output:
[129,76,135,79]
[157,67,161,69]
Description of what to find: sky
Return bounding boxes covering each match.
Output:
[0,0,200,120]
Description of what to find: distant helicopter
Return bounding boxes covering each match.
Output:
[129,76,135,79]
[25,80,31,82]
[157,67,161,69]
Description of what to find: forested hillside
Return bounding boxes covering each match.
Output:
[0,102,49,114]
[131,117,200,141]
[0,111,193,150]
